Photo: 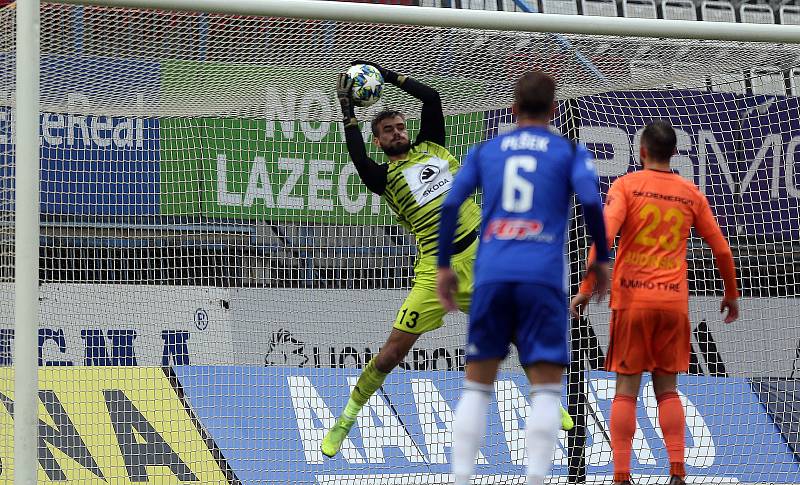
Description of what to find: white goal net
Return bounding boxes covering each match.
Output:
[1,2,799,484]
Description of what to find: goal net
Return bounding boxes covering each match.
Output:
[1,2,799,484]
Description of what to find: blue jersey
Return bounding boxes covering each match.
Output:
[438,126,605,291]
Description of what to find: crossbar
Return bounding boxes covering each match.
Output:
[48,0,800,44]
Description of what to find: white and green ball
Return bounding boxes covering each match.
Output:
[346,64,384,107]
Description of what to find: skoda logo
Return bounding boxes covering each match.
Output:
[419,165,440,183]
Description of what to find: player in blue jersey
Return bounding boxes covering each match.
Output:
[437,71,611,485]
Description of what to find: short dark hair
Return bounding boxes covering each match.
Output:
[641,120,677,161]
[371,109,405,136]
[514,71,556,117]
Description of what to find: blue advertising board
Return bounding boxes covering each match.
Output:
[0,109,161,217]
[0,56,161,218]
[575,90,800,240]
[174,367,800,485]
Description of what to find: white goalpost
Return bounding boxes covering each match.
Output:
[14,1,41,485]
[6,0,800,484]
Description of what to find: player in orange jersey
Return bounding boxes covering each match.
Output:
[570,120,739,485]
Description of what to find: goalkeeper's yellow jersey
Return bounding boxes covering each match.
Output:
[382,140,481,260]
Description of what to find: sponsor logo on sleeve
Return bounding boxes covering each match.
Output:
[402,157,452,207]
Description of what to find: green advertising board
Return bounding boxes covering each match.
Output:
[160,61,485,224]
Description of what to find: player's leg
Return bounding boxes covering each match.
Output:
[652,310,691,485]
[522,362,564,485]
[322,271,447,458]
[514,284,570,485]
[344,328,420,417]
[321,328,420,458]
[559,396,574,431]
[605,308,650,484]
[452,282,513,485]
[652,372,685,484]
[452,249,573,432]
[611,372,642,485]
[452,358,503,485]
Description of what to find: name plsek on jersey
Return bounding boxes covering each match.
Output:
[484,218,552,242]
[402,157,453,207]
[500,132,550,152]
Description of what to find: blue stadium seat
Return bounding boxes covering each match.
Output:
[779,4,800,24]
[700,0,736,22]
[739,3,775,24]
[623,0,657,18]
[661,0,697,19]
[542,0,579,14]
[581,0,619,16]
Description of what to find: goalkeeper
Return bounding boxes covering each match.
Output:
[322,62,572,458]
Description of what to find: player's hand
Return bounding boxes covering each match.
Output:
[336,73,355,117]
[569,293,591,319]
[352,60,400,84]
[587,261,610,302]
[720,298,739,324]
[351,60,387,77]
[436,267,459,313]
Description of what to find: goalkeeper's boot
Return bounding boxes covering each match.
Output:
[668,476,686,485]
[321,415,355,458]
[560,405,575,431]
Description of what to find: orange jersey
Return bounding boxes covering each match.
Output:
[580,170,738,313]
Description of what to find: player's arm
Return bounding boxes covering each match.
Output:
[337,73,388,195]
[694,191,740,323]
[437,146,481,311]
[570,145,611,292]
[576,178,627,298]
[355,61,445,147]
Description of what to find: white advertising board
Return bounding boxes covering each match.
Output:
[1,285,797,376]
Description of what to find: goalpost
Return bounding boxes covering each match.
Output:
[5,0,800,483]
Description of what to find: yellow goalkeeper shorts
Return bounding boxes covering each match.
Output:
[392,238,477,335]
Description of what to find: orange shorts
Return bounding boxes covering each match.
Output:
[605,308,690,375]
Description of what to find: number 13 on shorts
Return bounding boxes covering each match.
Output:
[398,308,420,329]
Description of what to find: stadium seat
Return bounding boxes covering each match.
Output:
[419,0,451,6]
[456,0,521,9]
[779,4,800,24]
[790,68,800,95]
[661,0,697,20]
[710,72,747,93]
[668,62,709,89]
[623,0,657,18]
[629,60,665,85]
[739,3,775,24]
[581,0,619,16]
[339,0,415,3]
[750,66,786,96]
[542,0,579,14]
[700,0,736,22]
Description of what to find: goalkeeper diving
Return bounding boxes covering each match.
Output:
[321,61,573,459]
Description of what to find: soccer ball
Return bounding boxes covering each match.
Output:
[346,64,384,107]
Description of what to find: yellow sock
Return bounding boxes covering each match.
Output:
[343,358,388,419]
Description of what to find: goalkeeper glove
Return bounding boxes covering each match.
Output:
[336,73,358,128]
[351,60,404,85]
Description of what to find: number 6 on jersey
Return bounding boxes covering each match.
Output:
[502,155,537,212]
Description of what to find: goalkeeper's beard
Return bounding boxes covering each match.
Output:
[381,140,411,157]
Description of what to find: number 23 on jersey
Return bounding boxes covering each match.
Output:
[634,203,686,251]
